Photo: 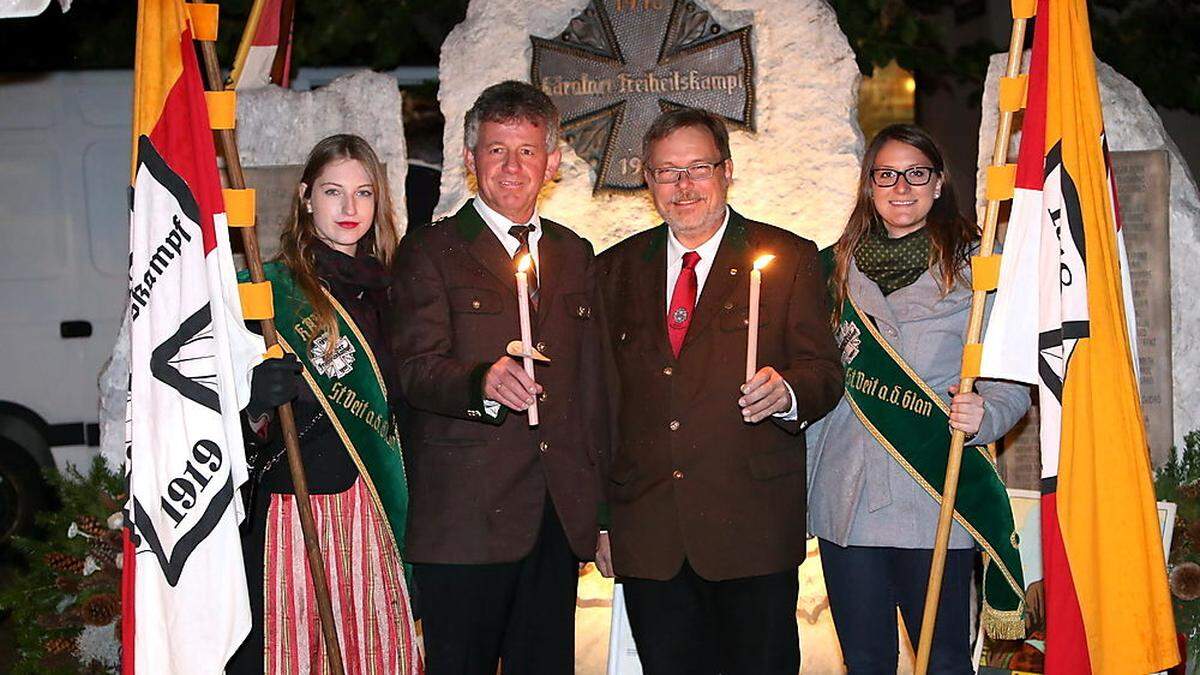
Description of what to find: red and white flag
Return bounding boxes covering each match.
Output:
[123,1,263,672]
[228,0,295,89]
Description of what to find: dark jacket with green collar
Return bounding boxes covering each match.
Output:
[390,199,608,564]
[597,208,842,581]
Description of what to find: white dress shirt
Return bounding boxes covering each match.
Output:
[664,207,798,421]
[473,197,541,283]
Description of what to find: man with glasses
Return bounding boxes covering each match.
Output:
[593,107,842,674]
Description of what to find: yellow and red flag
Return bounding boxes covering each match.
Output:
[123,1,262,672]
[979,0,1178,671]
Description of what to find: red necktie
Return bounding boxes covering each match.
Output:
[667,251,701,358]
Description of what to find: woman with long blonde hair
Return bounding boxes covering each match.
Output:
[229,134,421,675]
[808,124,1030,672]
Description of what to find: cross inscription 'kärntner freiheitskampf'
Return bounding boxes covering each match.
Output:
[531,0,755,191]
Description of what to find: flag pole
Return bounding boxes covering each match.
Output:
[189,8,347,674]
[912,9,1032,675]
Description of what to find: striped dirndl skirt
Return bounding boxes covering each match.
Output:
[264,476,422,675]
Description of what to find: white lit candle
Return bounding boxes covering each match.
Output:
[746,254,776,382]
[516,254,539,426]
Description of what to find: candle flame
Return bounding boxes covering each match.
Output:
[517,254,533,273]
[753,254,776,271]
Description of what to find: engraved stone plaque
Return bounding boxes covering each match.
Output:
[1111,149,1173,465]
[531,0,755,191]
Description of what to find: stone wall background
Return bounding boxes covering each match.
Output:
[435,0,863,251]
[236,70,409,238]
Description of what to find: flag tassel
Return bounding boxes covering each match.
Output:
[912,10,1033,675]
[188,5,347,673]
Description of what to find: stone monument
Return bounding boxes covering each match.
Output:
[978,53,1200,465]
[435,0,862,251]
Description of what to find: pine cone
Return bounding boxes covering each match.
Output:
[80,593,120,626]
[44,635,76,655]
[44,551,85,576]
[55,576,80,594]
[76,515,108,538]
[89,538,120,563]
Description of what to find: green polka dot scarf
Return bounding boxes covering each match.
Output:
[855,222,932,296]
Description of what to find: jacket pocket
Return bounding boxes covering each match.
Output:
[448,287,503,315]
[748,448,804,480]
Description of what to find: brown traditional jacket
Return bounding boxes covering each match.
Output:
[390,200,608,564]
[597,209,842,581]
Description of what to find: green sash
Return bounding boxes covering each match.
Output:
[837,294,1026,639]
[249,262,410,568]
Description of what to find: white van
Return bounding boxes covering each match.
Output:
[0,70,131,539]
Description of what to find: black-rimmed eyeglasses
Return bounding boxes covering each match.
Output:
[870,166,937,188]
[646,159,727,185]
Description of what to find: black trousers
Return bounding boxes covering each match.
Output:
[622,560,800,675]
[413,498,579,675]
[818,539,975,674]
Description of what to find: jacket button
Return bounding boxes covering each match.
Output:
[669,420,680,431]
[538,391,547,402]
[662,366,673,376]
[723,301,733,310]
[471,299,481,310]
[672,469,684,480]
[729,268,738,276]
[536,341,547,352]
[539,441,550,453]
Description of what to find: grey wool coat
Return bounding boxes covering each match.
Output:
[806,257,1030,549]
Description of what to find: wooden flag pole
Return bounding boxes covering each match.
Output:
[912,8,1032,675]
[189,7,347,674]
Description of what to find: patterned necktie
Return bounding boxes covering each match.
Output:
[509,224,539,310]
[667,251,701,358]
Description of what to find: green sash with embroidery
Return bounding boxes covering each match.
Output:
[836,294,1026,639]
[247,262,410,566]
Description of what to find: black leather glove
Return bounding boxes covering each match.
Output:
[247,353,302,416]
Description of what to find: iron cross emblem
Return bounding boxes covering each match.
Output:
[531,0,755,192]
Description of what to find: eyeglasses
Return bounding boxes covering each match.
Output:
[646,159,727,185]
[870,166,937,188]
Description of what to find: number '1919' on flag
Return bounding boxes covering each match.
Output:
[123,1,264,673]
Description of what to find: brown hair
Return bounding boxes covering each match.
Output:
[830,124,977,322]
[641,107,731,165]
[278,134,398,351]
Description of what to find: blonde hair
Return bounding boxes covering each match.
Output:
[278,134,398,350]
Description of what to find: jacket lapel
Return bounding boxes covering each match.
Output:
[681,209,751,352]
[636,225,673,362]
[847,258,901,336]
[454,199,519,294]
[534,220,564,328]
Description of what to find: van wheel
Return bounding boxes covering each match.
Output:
[0,439,50,544]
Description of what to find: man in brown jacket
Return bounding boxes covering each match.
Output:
[595,108,843,674]
[390,81,606,675]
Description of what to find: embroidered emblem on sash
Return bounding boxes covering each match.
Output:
[310,333,356,379]
[836,320,861,366]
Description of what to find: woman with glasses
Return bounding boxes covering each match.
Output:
[806,124,1029,673]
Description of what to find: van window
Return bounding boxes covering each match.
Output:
[0,141,66,281]
[84,140,131,279]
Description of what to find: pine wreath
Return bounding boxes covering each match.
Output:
[0,456,125,674]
